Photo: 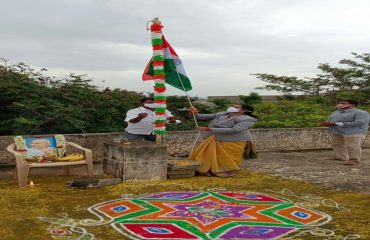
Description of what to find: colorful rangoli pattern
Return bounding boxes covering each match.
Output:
[85,191,330,239]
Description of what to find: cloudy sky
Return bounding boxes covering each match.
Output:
[1,0,369,97]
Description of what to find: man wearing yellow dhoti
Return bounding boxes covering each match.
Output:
[188,104,258,177]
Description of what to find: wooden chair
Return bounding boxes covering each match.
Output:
[7,135,94,187]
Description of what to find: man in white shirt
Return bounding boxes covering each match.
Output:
[124,97,176,142]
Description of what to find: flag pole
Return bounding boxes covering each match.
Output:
[147,17,166,144]
[146,18,201,150]
[175,71,199,127]
[174,71,203,156]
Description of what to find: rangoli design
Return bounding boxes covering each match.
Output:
[84,191,330,239]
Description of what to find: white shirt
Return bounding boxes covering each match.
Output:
[124,107,173,135]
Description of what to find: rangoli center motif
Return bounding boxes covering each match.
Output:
[85,191,330,239]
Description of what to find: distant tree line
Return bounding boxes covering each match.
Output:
[253,52,370,104]
[0,59,143,135]
[1,53,369,135]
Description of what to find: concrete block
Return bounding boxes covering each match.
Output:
[103,142,167,180]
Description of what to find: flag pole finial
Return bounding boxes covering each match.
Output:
[146,17,162,30]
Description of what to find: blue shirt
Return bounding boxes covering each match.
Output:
[328,108,370,135]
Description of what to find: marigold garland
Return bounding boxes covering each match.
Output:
[150,19,167,136]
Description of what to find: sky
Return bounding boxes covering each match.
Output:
[1,0,370,97]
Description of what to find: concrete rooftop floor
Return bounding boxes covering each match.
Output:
[245,148,370,194]
[1,149,368,195]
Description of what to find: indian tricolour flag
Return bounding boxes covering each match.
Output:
[142,36,192,92]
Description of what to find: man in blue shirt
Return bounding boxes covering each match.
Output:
[320,99,370,165]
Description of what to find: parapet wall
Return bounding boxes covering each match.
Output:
[1,128,369,166]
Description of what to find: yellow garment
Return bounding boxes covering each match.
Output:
[244,141,258,159]
[189,136,246,175]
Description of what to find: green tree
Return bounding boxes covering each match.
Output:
[239,92,263,105]
[253,53,370,103]
[211,98,231,111]
[0,59,143,135]
[252,100,333,128]
[166,96,211,131]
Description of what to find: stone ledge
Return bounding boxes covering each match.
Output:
[1,128,369,165]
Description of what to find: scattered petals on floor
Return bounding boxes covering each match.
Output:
[38,213,95,240]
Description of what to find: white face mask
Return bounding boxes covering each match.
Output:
[226,107,242,113]
[144,103,157,109]
[336,103,351,109]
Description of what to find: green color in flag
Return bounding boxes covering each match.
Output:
[142,37,192,92]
